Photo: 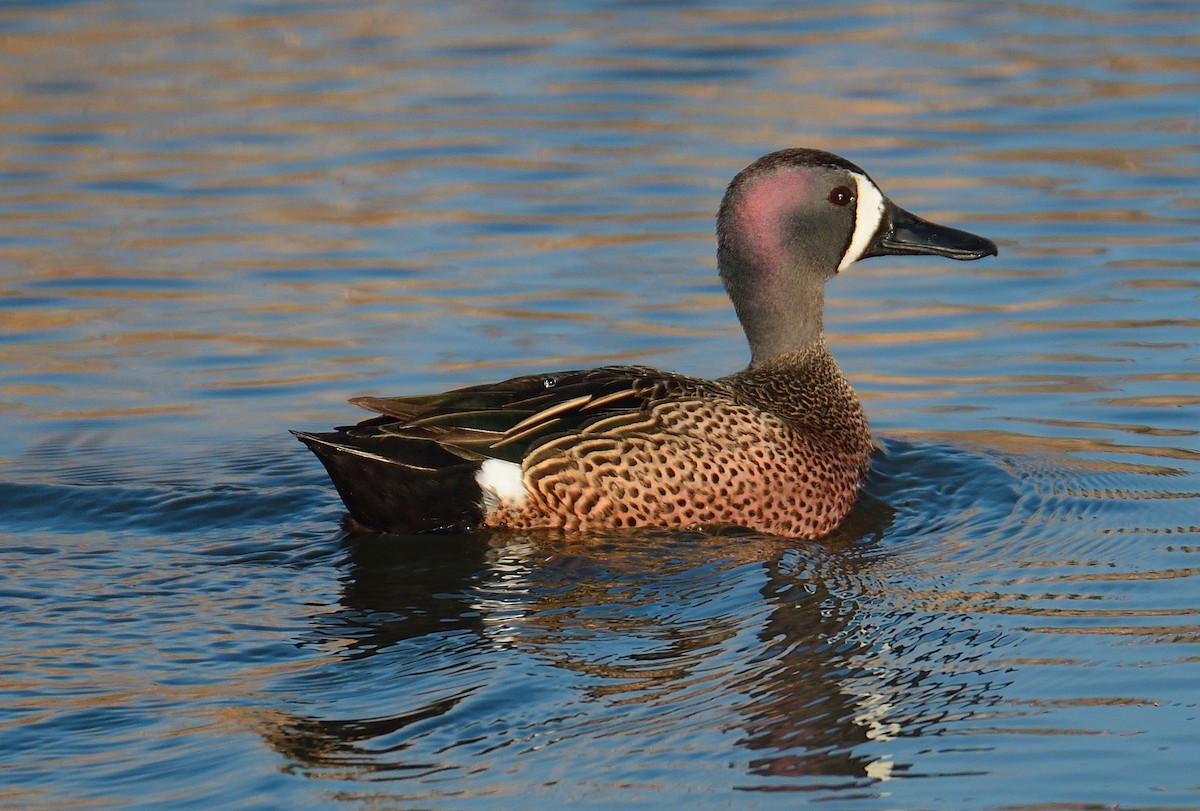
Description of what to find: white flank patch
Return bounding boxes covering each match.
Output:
[837,172,886,272]
[476,458,528,512]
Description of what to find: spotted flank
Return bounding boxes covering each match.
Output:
[294,148,997,538]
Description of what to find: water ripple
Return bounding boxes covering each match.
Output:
[1,0,1199,808]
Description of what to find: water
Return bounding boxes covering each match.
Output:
[1,1,1198,808]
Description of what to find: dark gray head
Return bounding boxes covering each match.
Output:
[716,148,997,366]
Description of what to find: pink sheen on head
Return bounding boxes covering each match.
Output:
[732,169,809,274]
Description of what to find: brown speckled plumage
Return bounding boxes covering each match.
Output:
[294,148,997,539]
[478,340,871,537]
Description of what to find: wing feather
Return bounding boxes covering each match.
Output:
[339,365,727,465]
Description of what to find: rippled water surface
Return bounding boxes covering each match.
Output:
[2,1,1198,808]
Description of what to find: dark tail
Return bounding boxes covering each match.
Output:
[291,430,485,534]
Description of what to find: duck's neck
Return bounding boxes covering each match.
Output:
[719,251,828,366]
[743,287,825,367]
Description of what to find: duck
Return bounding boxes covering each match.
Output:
[293,148,997,538]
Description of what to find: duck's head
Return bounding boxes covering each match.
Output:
[716,148,997,366]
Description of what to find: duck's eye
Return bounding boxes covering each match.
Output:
[829,186,854,206]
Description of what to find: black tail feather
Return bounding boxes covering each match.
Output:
[291,430,484,534]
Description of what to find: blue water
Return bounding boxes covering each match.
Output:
[2,1,1198,808]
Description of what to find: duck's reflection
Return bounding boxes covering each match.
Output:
[266,478,1005,789]
[316,530,494,655]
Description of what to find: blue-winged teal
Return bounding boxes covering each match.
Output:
[294,148,997,538]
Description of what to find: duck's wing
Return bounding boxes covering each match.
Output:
[343,365,716,464]
[291,366,721,533]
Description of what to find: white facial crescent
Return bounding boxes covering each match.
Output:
[837,172,886,272]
